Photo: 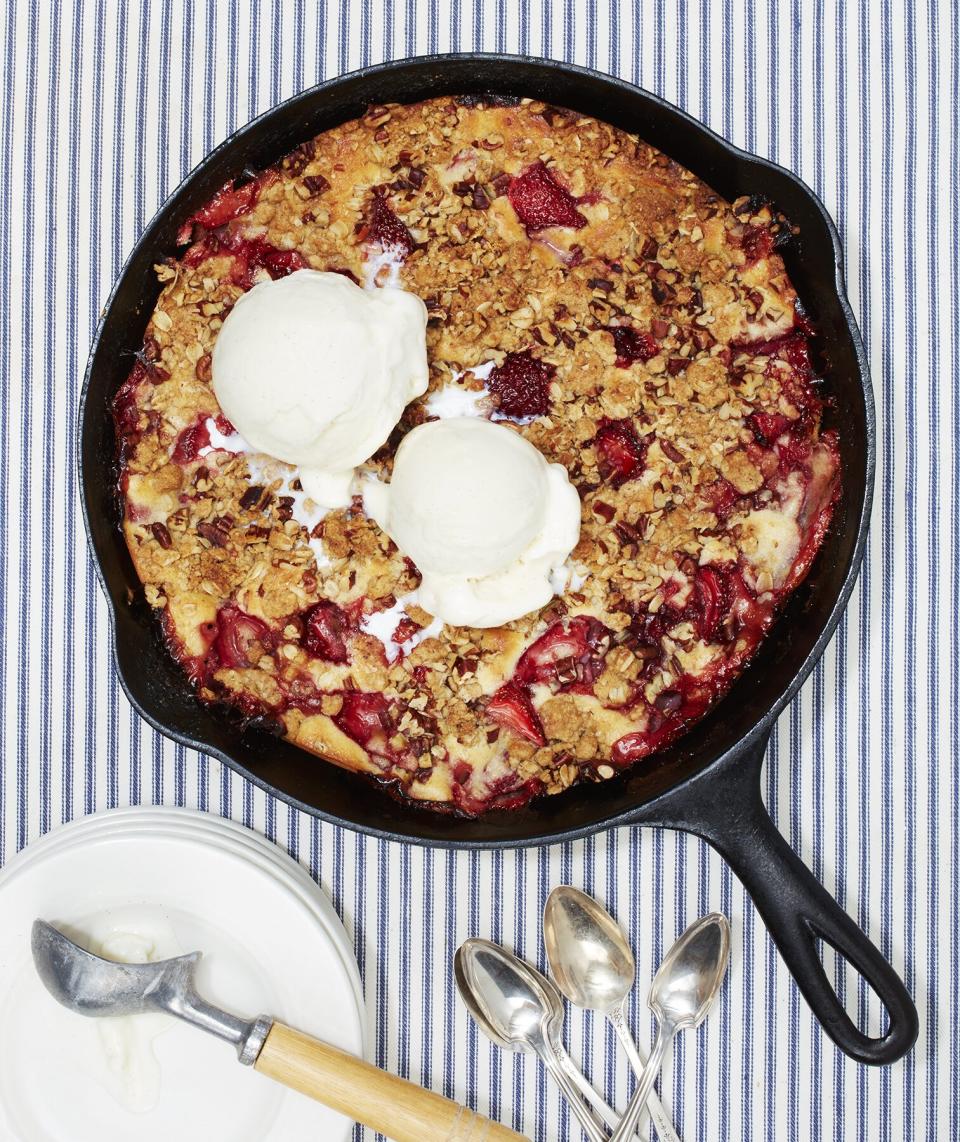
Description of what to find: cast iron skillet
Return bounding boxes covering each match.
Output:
[79,54,918,1065]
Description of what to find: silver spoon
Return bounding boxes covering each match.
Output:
[544,886,681,1142]
[608,913,730,1142]
[455,938,609,1142]
[455,939,645,1139]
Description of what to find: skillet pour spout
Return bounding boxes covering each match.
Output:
[78,53,916,1065]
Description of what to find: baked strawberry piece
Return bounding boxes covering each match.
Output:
[609,326,658,367]
[487,351,555,418]
[594,420,648,487]
[362,188,417,256]
[508,161,587,232]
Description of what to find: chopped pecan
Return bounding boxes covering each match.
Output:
[240,485,265,511]
[197,517,233,548]
[302,174,330,198]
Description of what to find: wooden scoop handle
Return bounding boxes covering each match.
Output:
[255,1022,529,1142]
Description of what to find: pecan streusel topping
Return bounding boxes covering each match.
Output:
[115,96,839,816]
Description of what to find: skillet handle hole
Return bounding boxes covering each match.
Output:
[816,937,890,1040]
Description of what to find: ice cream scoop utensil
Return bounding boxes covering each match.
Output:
[608,914,730,1142]
[32,920,526,1142]
[543,886,681,1142]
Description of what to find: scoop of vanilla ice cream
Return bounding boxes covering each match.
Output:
[363,418,581,627]
[212,269,428,507]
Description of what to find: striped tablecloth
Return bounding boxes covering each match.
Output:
[1,2,955,1138]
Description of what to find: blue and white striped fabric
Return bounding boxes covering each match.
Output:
[0,2,955,1138]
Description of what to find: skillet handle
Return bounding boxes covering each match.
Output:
[645,733,918,1065]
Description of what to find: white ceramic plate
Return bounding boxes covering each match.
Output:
[0,808,366,1142]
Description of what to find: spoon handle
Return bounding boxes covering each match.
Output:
[608,1008,681,1142]
[554,1046,620,1127]
[608,1025,672,1142]
[554,1046,647,1140]
[541,1047,607,1142]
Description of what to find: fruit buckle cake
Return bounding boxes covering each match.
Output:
[113,95,840,816]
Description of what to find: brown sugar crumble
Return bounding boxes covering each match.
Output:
[115,95,839,817]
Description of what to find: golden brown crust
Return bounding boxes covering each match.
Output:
[115,95,838,815]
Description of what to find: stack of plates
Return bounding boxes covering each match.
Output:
[0,807,366,1142]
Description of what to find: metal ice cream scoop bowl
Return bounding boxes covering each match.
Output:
[32,920,272,1063]
[32,920,525,1142]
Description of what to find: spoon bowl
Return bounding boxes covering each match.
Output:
[650,912,730,1030]
[543,886,635,1015]
[454,938,561,1054]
